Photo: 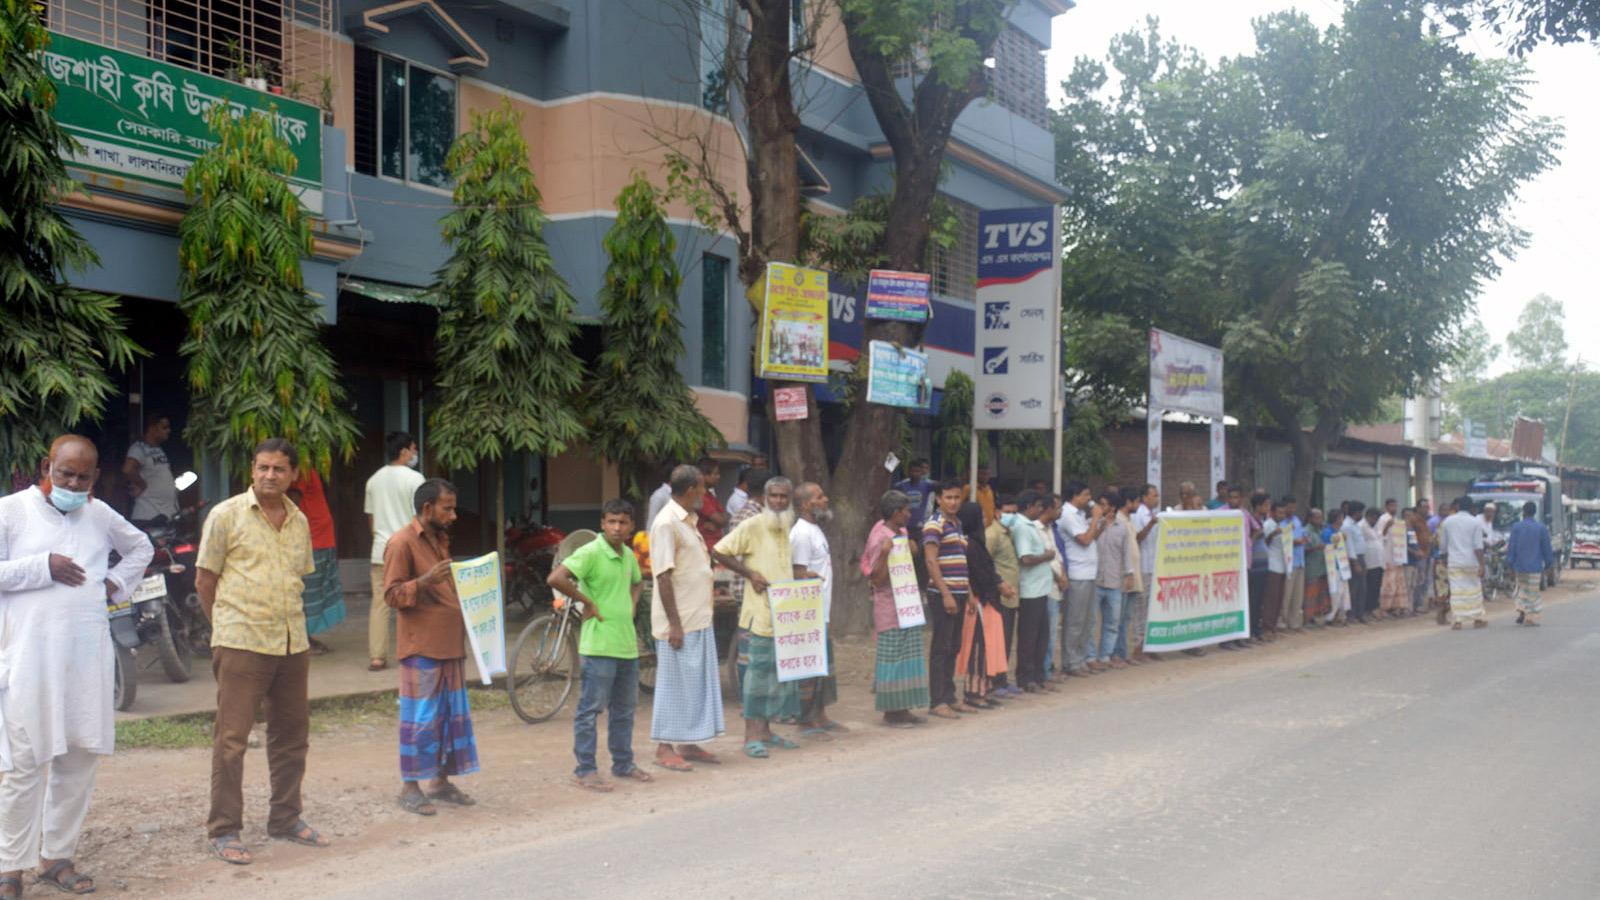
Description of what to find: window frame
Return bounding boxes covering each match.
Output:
[701,254,730,390]
[355,47,458,192]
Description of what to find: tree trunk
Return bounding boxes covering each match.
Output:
[495,458,506,560]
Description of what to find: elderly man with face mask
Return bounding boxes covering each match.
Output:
[0,435,152,897]
[713,476,809,759]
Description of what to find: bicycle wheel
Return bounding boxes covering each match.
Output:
[636,609,658,695]
[506,613,578,724]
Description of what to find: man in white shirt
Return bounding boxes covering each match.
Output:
[1480,503,1501,547]
[122,414,180,525]
[646,464,675,533]
[363,432,424,671]
[1,436,152,894]
[1129,485,1160,662]
[1057,481,1106,677]
[789,483,840,734]
[1438,497,1488,629]
[1361,508,1386,624]
[725,467,751,519]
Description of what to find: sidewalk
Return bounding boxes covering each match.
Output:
[116,559,494,721]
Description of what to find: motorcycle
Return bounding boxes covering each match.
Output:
[105,572,173,711]
[135,501,210,680]
[503,516,566,617]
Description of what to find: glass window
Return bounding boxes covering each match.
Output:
[699,0,729,115]
[407,67,456,188]
[702,255,728,389]
[352,49,456,188]
[379,55,405,179]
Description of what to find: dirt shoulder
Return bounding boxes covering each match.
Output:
[59,571,1598,897]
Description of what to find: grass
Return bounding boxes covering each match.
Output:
[115,684,514,749]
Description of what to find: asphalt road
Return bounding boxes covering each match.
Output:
[335,588,1600,900]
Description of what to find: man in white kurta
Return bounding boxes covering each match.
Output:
[0,437,151,894]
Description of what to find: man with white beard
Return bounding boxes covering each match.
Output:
[713,477,808,759]
[789,483,843,737]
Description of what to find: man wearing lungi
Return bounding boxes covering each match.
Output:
[383,478,479,815]
[1505,501,1553,627]
[1437,497,1488,630]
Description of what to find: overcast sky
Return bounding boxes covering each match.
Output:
[1047,1,1599,373]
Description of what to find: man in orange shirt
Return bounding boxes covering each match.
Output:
[383,479,479,816]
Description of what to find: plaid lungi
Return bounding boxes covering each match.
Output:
[301,546,347,635]
[1512,571,1543,619]
[399,656,480,782]
[798,636,838,721]
[1447,565,1485,622]
[741,634,800,721]
[650,626,726,743]
[874,626,930,712]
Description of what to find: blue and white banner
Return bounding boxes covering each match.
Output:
[974,207,1059,430]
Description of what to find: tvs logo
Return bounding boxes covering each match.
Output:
[984,302,1011,330]
[982,347,1009,375]
[984,393,1009,417]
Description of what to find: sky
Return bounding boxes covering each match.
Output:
[1046,1,1600,374]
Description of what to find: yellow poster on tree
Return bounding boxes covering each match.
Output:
[758,262,830,383]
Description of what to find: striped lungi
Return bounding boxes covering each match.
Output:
[1447,565,1485,622]
[1512,571,1543,619]
[399,656,480,782]
[301,546,347,635]
[649,626,725,743]
[741,634,800,721]
[874,626,930,713]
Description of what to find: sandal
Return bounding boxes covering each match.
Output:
[398,791,437,816]
[762,735,800,750]
[426,782,476,806]
[615,767,655,783]
[269,819,330,848]
[0,875,19,899]
[208,834,252,866]
[654,754,693,772]
[38,861,94,895]
[368,659,387,672]
[743,740,770,759]
[799,727,834,741]
[928,705,960,720]
[573,773,614,793]
[679,747,720,764]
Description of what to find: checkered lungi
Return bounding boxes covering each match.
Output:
[649,626,725,743]
[399,657,480,782]
[740,633,800,721]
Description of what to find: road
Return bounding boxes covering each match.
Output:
[321,588,1600,900]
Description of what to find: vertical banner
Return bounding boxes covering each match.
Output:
[886,536,927,628]
[758,262,830,382]
[1147,408,1164,491]
[1149,329,1225,419]
[767,579,828,681]
[1210,419,1227,494]
[450,552,508,684]
[1143,510,1250,651]
[975,207,1059,430]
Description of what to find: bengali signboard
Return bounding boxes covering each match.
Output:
[758,262,830,383]
[767,579,828,682]
[865,269,931,322]
[774,386,809,421]
[865,340,930,409]
[886,536,926,629]
[1149,329,1224,420]
[974,207,1059,430]
[1144,510,1250,651]
[40,30,323,213]
[450,552,508,684]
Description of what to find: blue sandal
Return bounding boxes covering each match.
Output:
[743,740,769,759]
[762,735,800,750]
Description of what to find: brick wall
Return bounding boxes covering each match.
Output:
[1102,421,1218,503]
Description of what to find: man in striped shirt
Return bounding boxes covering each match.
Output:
[922,481,972,719]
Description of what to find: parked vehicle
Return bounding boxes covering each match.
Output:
[106,573,173,711]
[502,515,566,617]
[137,502,211,676]
[1569,498,1600,568]
[1481,544,1515,602]
[506,529,595,723]
[1469,467,1569,587]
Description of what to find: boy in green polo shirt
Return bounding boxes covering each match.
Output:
[548,499,650,791]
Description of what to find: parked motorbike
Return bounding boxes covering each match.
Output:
[503,516,566,617]
[105,572,172,711]
[135,501,210,680]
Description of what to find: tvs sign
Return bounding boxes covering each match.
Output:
[974,207,1058,430]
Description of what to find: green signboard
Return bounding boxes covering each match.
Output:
[40,30,323,213]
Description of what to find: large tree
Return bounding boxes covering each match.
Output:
[0,3,140,477]
[1057,2,1561,501]
[178,106,356,476]
[1504,292,1568,370]
[1436,0,1600,53]
[429,103,585,544]
[586,173,724,493]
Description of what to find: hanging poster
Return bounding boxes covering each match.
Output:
[758,262,830,383]
[975,207,1059,430]
[1147,408,1164,491]
[865,341,930,408]
[774,386,810,421]
[1143,510,1251,651]
[1149,329,1225,420]
[886,536,927,629]
[767,579,829,682]
[449,552,508,685]
[865,269,932,322]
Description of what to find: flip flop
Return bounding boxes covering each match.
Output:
[679,748,720,764]
[208,834,252,866]
[426,783,476,806]
[654,755,694,772]
[572,774,614,793]
[269,819,330,848]
[398,791,437,816]
[799,727,834,741]
[743,741,770,759]
[616,767,655,783]
[762,735,800,750]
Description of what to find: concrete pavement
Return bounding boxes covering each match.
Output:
[333,584,1600,899]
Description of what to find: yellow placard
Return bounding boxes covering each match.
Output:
[758,262,830,383]
[449,551,507,684]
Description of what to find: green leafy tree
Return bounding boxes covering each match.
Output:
[1436,0,1600,53]
[428,102,584,542]
[1504,293,1567,370]
[586,173,723,493]
[0,4,140,476]
[178,106,356,476]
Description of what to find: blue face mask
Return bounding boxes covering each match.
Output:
[49,486,90,513]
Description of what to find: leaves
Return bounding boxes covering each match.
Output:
[0,0,142,474]
[177,105,356,476]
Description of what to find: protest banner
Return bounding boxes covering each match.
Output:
[886,536,926,628]
[865,269,931,321]
[758,262,829,382]
[450,552,508,685]
[1144,510,1250,651]
[767,579,828,682]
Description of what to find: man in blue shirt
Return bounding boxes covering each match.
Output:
[1505,501,1554,626]
[892,458,934,535]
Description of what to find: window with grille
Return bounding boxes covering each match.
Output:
[352,47,457,189]
[989,26,1047,128]
[699,0,730,115]
[930,197,978,301]
[702,255,729,389]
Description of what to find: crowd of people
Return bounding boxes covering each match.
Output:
[0,434,1560,890]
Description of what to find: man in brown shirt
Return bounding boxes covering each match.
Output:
[382,478,480,816]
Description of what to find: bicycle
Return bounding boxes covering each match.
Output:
[506,594,583,724]
[1482,545,1514,601]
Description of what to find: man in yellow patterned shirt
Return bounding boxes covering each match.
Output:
[195,439,326,866]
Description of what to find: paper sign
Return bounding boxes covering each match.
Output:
[1279,526,1294,570]
[865,340,929,408]
[886,536,926,629]
[767,579,829,682]
[450,552,508,685]
[1323,544,1345,606]
[1144,510,1251,651]
[758,262,830,382]
[1334,541,1352,581]
[865,269,931,321]
[774,386,809,421]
